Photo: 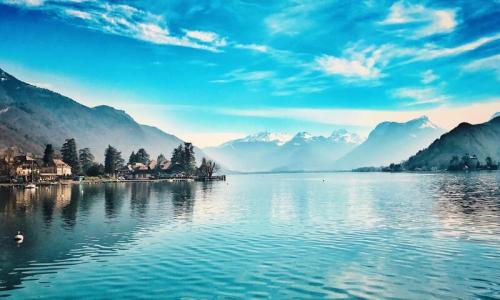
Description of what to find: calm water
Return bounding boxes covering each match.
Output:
[0,173,499,299]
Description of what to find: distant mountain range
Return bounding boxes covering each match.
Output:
[206,116,446,172]
[0,67,200,161]
[205,130,364,172]
[404,115,500,170]
[332,116,445,170]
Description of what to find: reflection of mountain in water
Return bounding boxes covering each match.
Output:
[0,182,204,293]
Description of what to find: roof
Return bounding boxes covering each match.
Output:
[53,159,70,167]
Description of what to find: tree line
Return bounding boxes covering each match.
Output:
[42,139,219,178]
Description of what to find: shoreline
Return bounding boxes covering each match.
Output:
[0,176,226,187]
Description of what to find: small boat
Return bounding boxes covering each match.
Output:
[25,183,36,189]
[14,231,24,243]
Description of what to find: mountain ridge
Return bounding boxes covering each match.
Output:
[0,67,201,161]
[404,116,500,170]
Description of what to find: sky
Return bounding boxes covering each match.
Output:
[0,0,499,147]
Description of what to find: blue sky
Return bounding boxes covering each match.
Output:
[0,0,499,146]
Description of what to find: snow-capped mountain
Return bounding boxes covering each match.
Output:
[221,132,291,147]
[333,116,444,170]
[329,129,363,144]
[204,130,364,172]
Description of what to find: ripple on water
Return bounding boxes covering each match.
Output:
[0,173,499,299]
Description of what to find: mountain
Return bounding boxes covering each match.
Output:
[0,67,199,161]
[405,116,500,170]
[332,116,445,170]
[203,132,288,172]
[204,130,363,172]
[272,130,362,171]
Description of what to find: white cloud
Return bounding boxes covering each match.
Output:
[211,69,274,83]
[219,101,500,130]
[5,0,43,7]
[3,1,227,52]
[315,45,391,80]
[416,33,500,61]
[381,1,456,37]
[264,1,327,35]
[421,70,438,84]
[234,43,268,53]
[184,30,227,46]
[392,87,448,106]
[462,54,500,80]
[65,9,92,20]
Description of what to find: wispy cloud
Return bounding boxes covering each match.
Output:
[421,70,438,84]
[315,44,394,81]
[462,54,500,80]
[4,0,43,7]
[381,1,457,38]
[264,1,327,35]
[392,87,448,106]
[3,1,228,52]
[211,69,275,84]
[415,33,500,61]
[234,43,268,53]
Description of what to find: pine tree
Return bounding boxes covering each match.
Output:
[79,148,95,175]
[43,144,54,164]
[157,153,166,164]
[104,145,124,175]
[181,142,196,175]
[61,138,81,174]
[129,151,137,164]
[170,144,183,173]
[136,148,150,164]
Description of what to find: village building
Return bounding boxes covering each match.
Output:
[117,159,171,180]
[38,159,72,181]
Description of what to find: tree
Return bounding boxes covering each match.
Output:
[157,154,166,164]
[104,145,124,175]
[43,144,54,164]
[79,148,95,175]
[206,160,219,178]
[198,157,208,177]
[61,138,81,174]
[86,163,105,176]
[169,143,197,175]
[128,151,137,164]
[135,148,150,164]
[182,143,196,175]
[170,144,184,173]
[198,158,220,178]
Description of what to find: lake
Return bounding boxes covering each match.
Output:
[0,172,499,299]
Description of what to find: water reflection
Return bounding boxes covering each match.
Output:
[432,173,500,241]
[0,182,200,293]
[0,173,499,299]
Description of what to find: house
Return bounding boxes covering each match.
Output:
[13,154,40,181]
[39,159,72,180]
[117,160,164,180]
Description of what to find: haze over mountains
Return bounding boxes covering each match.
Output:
[0,68,199,161]
[206,116,446,172]
[204,130,363,172]
[332,116,445,170]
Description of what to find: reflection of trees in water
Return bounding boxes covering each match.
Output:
[104,184,127,219]
[61,186,82,229]
[130,183,152,218]
[171,183,196,220]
